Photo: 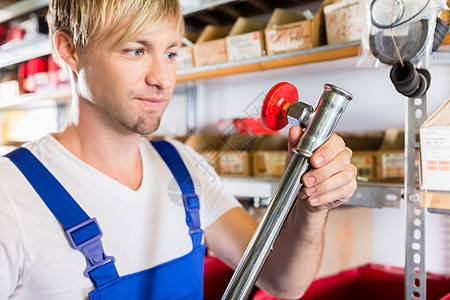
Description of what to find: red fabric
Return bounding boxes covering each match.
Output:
[440,292,450,300]
[253,264,450,300]
[203,256,234,300]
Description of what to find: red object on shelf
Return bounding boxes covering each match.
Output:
[261,82,298,131]
[18,63,29,94]
[253,264,450,300]
[48,54,60,87]
[233,117,277,135]
[0,25,8,45]
[27,57,49,92]
[48,54,70,90]
[6,24,23,42]
[216,117,278,136]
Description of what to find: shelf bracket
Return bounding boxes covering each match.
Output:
[347,182,402,208]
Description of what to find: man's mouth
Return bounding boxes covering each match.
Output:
[136,98,166,110]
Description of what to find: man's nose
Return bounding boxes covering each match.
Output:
[145,56,172,90]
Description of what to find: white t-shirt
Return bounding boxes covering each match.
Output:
[0,135,240,300]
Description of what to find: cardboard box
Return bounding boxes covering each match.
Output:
[264,8,313,55]
[176,33,199,70]
[264,2,331,56]
[419,99,450,208]
[312,0,339,46]
[0,80,20,101]
[176,46,195,70]
[184,134,226,174]
[225,17,267,62]
[192,25,230,67]
[219,134,262,176]
[377,129,420,181]
[350,151,380,179]
[324,0,365,45]
[379,150,405,179]
[338,130,419,181]
[317,207,374,278]
[253,134,288,178]
[338,131,384,180]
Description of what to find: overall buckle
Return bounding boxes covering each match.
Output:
[183,193,202,234]
[65,218,116,278]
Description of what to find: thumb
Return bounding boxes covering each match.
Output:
[285,125,303,166]
[288,125,303,151]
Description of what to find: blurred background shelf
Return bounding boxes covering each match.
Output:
[0,87,70,110]
[0,0,48,24]
[0,34,50,68]
[221,176,403,209]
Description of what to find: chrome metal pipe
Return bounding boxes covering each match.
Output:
[222,84,353,300]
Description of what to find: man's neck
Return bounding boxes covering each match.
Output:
[52,123,144,191]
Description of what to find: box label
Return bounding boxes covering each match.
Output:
[226,31,263,61]
[193,40,227,66]
[324,0,365,44]
[381,153,404,178]
[255,152,286,177]
[220,152,245,174]
[351,154,374,178]
[176,47,194,69]
[265,21,312,54]
[421,129,450,191]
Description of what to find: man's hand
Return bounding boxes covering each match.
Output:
[286,126,357,211]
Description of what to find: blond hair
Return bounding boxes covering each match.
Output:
[46,0,184,50]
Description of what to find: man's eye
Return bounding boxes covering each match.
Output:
[128,49,144,56]
[166,52,177,60]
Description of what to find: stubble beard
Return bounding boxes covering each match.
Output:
[129,113,162,136]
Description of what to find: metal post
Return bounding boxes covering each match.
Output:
[404,95,427,299]
[186,83,197,135]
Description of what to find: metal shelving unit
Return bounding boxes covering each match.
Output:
[0,0,48,24]
[0,87,70,110]
[181,0,240,16]
[221,176,403,208]
[0,34,50,68]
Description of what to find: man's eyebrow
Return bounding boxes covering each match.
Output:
[131,40,154,48]
[128,39,181,49]
[167,41,182,48]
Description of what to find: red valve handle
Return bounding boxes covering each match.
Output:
[261,82,299,130]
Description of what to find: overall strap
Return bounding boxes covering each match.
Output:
[4,147,119,288]
[150,140,203,247]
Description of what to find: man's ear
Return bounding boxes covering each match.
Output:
[53,30,80,74]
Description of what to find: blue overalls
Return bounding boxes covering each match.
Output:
[5,140,205,299]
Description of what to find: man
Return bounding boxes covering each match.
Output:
[0,0,357,299]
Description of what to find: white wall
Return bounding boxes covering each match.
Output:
[193,58,449,133]
[168,59,450,275]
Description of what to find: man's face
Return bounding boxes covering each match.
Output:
[75,26,180,135]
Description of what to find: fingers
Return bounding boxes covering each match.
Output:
[302,137,357,206]
[303,163,357,206]
[288,131,357,208]
[304,146,352,186]
[309,133,346,168]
